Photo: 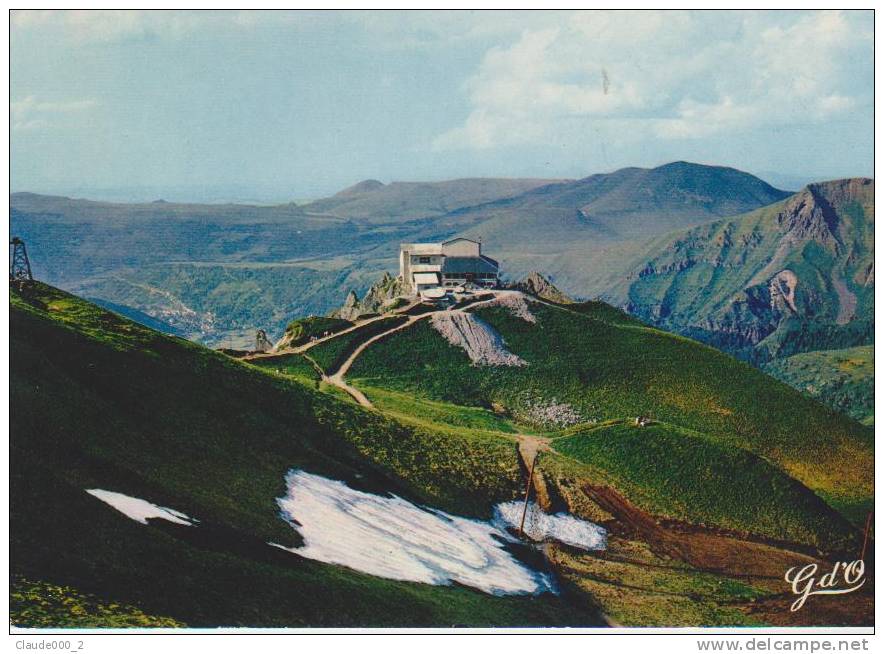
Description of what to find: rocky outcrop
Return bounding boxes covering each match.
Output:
[335,291,362,321]
[768,270,799,314]
[614,178,874,366]
[511,272,573,304]
[331,272,409,321]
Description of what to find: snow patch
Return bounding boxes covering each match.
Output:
[430,312,527,367]
[86,489,195,526]
[494,502,607,551]
[275,470,553,595]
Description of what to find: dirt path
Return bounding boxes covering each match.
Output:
[244,289,545,407]
[243,300,423,361]
[516,434,552,463]
[322,315,428,407]
[311,290,522,408]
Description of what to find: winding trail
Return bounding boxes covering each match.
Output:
[321,292,517,406]
[243,300,421,361]
[322,314,426,407]
[245,290,545,408]
[303,290,525,407]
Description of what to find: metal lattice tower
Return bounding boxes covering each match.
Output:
[10,237,33,283]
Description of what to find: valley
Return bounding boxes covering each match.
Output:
[11,164,873,425]
[8,162,792,348]
[10,275,874,627]
[9,164,875,629]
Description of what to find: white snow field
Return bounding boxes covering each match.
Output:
[494,501,607,551]
[274,470,554,595]
[85,489,195,526]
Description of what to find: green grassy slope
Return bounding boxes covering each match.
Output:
[603,179,874,366]
[281,315,353,347]
[10,282,594,628]
[764,346,874,425]
[555,421,847,546]
[308,315,408,372]
[349,299,872,537]
[248,351,321,385]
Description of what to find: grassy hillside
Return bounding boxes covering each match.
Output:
[603,179,874,364]
[764,346,874,425]
[596,178,874,425]
[349,299,872,533]
[10,282,594,628]
[281,315,353,347]
[307,315,409,372]
[555,421,847,546]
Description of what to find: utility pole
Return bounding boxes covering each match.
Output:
[518,453,538,538]
[9,237,33,283]
[859,510,873,561]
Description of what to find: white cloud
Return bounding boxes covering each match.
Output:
[11,95,98,131]
[434,10,872,150]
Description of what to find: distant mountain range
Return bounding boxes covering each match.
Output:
[10,163,874,421]
[10,162,789,344]
[303,177,561,224]
[598,178,874,422]
[602,179,874,360]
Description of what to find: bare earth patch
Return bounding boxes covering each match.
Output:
[486,293,538,323]
[430,312,527,367]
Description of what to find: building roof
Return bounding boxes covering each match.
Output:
[442,237,480,246]
[441,256,499,274]
[413,272,440,285]
[401,243,443,255]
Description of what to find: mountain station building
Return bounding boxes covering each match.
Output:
[399,238,499,297]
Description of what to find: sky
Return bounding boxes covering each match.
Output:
[10,9,875,203]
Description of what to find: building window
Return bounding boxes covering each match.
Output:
[419,257,431,264]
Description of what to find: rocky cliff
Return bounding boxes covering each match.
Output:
[606,178,874,363]
[331,272,410,320]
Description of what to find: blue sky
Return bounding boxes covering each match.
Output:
[11,10,874,202]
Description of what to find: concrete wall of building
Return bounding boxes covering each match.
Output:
[399,248,412,290]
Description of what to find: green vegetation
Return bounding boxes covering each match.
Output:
[308,315,408,372]
[10,282,595,628]
[551,542,767,627]
[555,421,851,547]
[607,180,874,367]
[764,346,874,425]
[350,299,872,539]
[567,300,647,327]
[247,352,321,385]
[11,577,185,628]
[357,384,520,435]
[283,315,352,347]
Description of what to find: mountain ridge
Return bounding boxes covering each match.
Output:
[604,178,873,359]
[9,162,793,347]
